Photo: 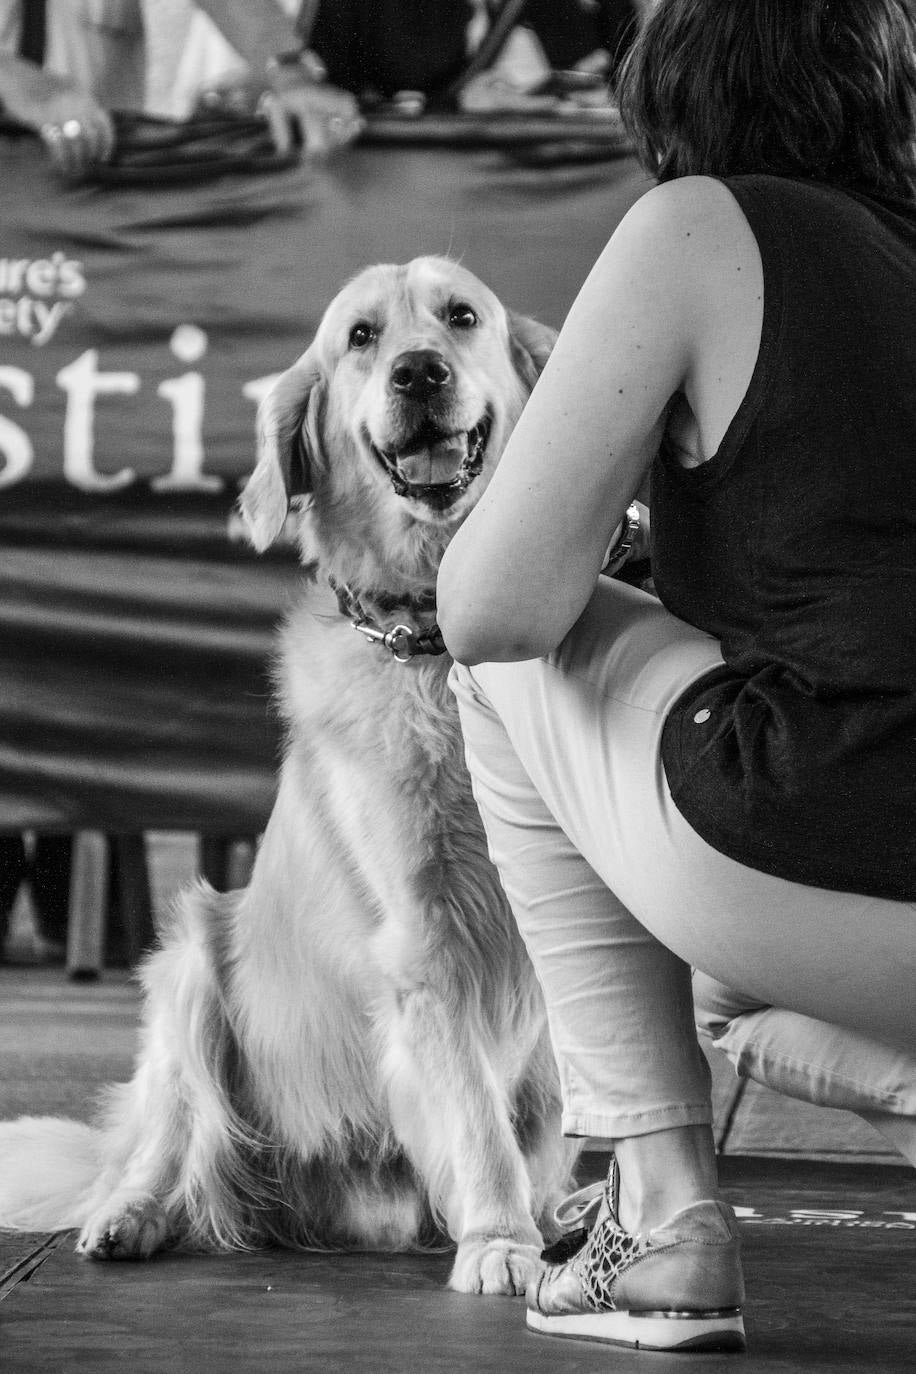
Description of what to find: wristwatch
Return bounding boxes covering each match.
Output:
[601,502,641,576]
[265,48,327,85]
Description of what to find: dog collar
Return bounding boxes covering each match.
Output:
[328,575,447,663]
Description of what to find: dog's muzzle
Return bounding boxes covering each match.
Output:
[369,414,492,510]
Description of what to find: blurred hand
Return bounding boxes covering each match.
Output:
[261,68,364,158]
[33,89,115,178]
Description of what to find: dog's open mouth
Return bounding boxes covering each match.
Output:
[369,415,491,509]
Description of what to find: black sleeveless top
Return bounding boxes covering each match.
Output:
[654,175,916,901]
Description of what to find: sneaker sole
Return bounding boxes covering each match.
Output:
[526,1306,747,1352]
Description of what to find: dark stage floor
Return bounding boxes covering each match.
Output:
[2,1157,915,1371]
[1,891,914,1371]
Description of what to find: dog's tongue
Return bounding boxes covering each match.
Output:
[396,435,466,486]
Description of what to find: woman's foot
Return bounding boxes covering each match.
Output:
[526,1160,746,1352]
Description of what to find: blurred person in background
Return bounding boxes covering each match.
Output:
[0,0,363,175]
[0,0,648,179]
[303,0,644,111]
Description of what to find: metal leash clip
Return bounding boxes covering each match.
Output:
[351,618,416,663]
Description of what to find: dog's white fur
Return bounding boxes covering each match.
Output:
[0,257,576,1295]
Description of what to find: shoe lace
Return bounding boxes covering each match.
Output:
[553,1178,606,1233]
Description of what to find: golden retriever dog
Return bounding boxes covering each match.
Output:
[0,257,579,1295]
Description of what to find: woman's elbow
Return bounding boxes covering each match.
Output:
[437,554,562,663]
[435,605,496,666]
[436,601,553,666]
[435,564,482,662]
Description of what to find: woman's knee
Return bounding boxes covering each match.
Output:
[692,970,766,1046]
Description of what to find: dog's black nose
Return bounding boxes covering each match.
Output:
[390,350,451,399]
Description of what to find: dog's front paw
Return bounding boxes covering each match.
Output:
[449,1236,545,1296]
[77,1195,169,1260]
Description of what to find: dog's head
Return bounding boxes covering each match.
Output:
[240,256,555,588]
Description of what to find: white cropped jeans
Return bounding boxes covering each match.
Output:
[448,578,916,1140]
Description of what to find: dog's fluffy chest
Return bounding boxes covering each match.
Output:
[282,604,460,764]
[272,599,515,962]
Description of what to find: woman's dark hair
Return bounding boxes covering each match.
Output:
[616,0,916,199]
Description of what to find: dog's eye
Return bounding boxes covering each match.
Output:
[448,303,478,330]
[348,322,375,349]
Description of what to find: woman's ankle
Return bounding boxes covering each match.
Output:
[614,1124,720,1234]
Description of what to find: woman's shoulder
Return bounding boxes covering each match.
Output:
[608,177,760,313]
[615,176,758,264]
[622,173,754,229]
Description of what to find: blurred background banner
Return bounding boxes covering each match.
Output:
[0,130,647,834]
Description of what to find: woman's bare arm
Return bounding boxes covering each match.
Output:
[436,176,762,665]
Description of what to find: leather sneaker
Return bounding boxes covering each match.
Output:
[527,1160,746,1352]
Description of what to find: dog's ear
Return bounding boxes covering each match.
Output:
[507,311,557,390]
[239,350,323,552]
